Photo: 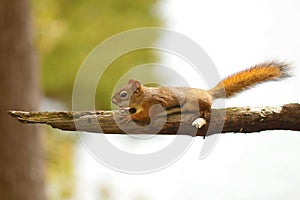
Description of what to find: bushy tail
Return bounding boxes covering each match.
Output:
[209,61,292,99]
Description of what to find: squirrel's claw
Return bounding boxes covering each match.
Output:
[117,115,132,125]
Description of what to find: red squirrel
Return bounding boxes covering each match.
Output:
[112,61,291,128]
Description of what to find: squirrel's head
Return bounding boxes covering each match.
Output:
[111,79,142,109]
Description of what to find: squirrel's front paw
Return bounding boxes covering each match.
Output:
[115,114,132,125]
[192,118,206,129]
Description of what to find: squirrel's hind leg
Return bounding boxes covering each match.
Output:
[192,117,206,129]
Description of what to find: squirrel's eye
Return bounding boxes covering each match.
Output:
[120,91,127,98]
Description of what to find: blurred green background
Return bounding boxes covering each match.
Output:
[30,0,161,199]
[32,0,161,107]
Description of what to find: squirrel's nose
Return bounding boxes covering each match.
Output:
[112,98,117,104]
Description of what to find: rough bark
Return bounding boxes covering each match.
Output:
[8,103,300,136]
[0,0,45,199]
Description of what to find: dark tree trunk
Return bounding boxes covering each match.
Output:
[0,0,45,199]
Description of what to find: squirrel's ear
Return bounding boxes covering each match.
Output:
[128,79,141,91]
[132,80,141,90]
[128,79,135,84]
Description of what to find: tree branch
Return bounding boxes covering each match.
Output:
[8,103,300,136]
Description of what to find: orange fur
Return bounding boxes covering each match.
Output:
[112,61,291,123]
[210,61,291,99]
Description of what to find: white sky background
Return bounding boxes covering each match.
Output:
[74,1,300,199]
